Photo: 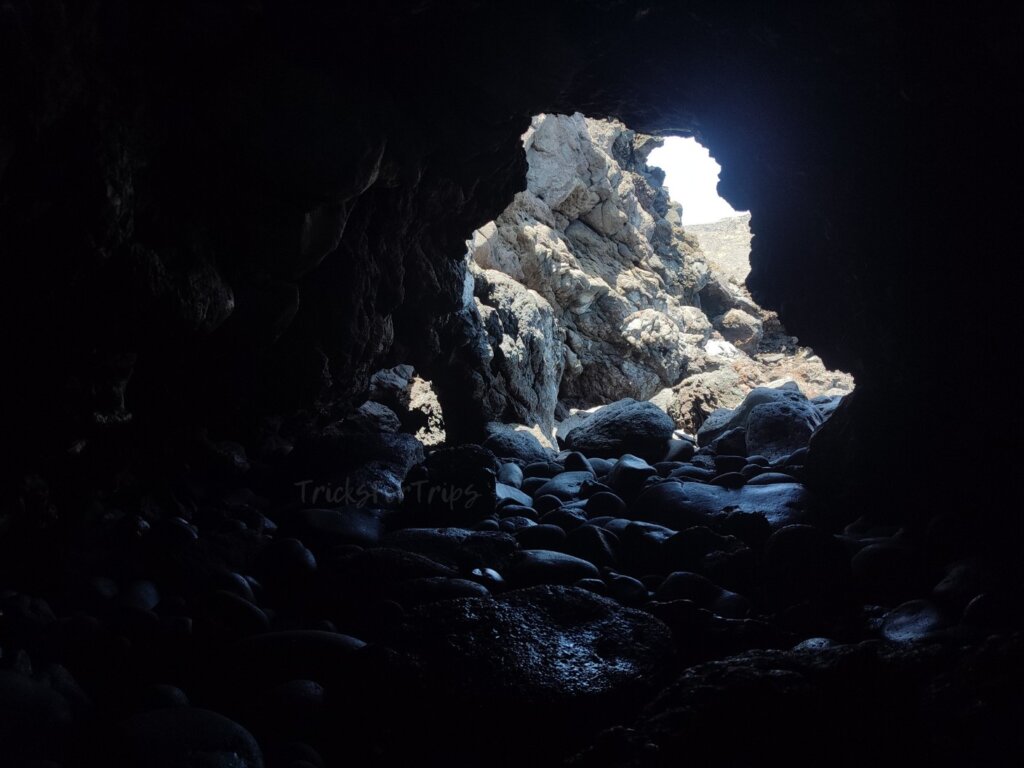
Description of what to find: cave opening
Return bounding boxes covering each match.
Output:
[460,113,853,452]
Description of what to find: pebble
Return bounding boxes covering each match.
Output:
[540,506,588,532]
[495,482,533,506]
[585,490,627,518]
[497,504,539,521]
[506,550,601,587]
[523,461,562,478]
[604,571,649,606]
[579,480,614,498]
[563,451,595,473]
[602,456,655,501]
[499,515,538,533]
[563,525,620,569]
[588,458,616,476]
[470,567,505,589]
[881,599,946,643]
[791,637,839,651]
[534,494,563,514]
[669,465,716,482]
[209,570,257,602]
[663,438,696,462]
[521,476,548,496]
[119,580,161,613]
[515,524,568,550]
[710,471,746,489]
[498,462,524,488]
[535,470,596,501]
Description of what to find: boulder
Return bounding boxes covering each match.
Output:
[696,385,823,463]
[564,399,675,462]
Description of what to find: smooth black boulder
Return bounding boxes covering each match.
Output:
[563,399,675,462]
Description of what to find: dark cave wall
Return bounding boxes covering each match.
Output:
[1,2,1019,546]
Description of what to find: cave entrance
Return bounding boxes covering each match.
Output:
[465,113,854,447]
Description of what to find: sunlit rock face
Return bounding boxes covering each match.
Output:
[0,1,1016,547]
[468,113,709,413]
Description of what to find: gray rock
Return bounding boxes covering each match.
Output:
[535,470,596,501]
[483,422,554,463]
[497,462,524,488]
[495,482,533,507]
[696,386,823,463]
[564,399,675,462]
[473,268,565,440]
[633,480,812,530]
[715,308,763,353]
[745,399,821,463]
[881,599,947,643]
[506,549,601,586]
[345,400,402,433]
[666,368,748,435]
[605,454,658,496]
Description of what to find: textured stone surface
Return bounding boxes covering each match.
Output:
[468,113,708,414]
[400,585,672,701]
[564,399,676,461]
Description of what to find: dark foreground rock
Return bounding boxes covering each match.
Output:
[393,585,673,763]
[564,400,676,462]
[569,637,1024,767]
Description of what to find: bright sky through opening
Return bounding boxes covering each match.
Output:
[647,137,748,225]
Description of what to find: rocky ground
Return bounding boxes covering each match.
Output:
[1,389,1021,767]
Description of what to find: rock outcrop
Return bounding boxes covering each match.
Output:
[469,114,710,417]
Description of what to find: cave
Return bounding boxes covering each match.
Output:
[1,3,1021,767]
